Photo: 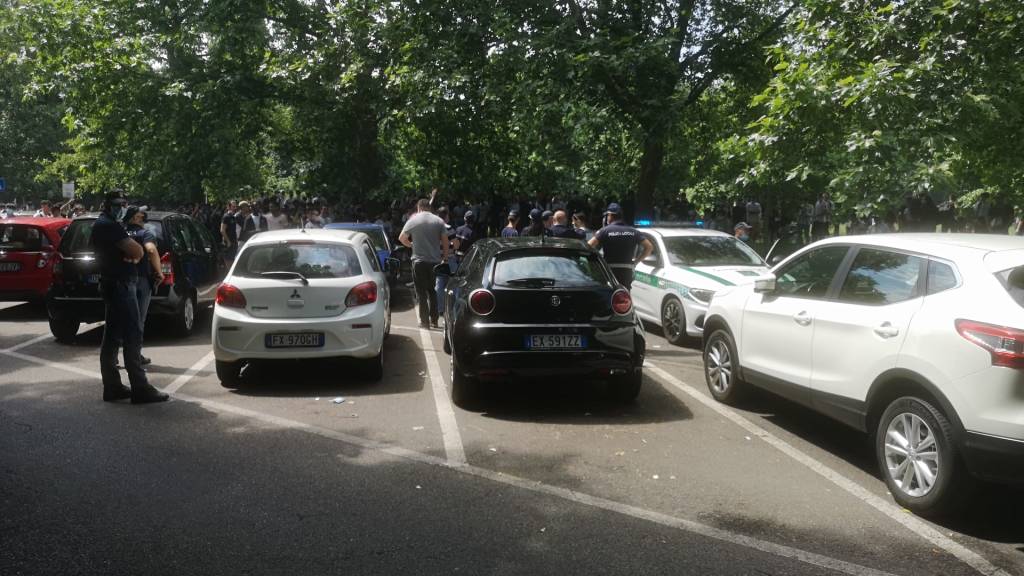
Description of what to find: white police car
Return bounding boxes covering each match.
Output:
[631,224,769,344]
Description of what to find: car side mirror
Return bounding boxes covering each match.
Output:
[434,263,452,277]
[386,257,400,273]
[643,254,659,266]
[392,246,409,258]
[753,274,777,294]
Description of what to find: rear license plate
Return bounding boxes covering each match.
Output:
[266,332,325,348]
[0,262,21,272]
[525,334,586,350]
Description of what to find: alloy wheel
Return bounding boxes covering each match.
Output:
[884,412,940,497]
[706,339,732,394]
[663,299,682,340]
[183,297,195,331]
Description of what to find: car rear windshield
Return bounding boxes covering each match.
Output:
[663,236,764,267]
[493,251,609,288]
[59,219,163,254]
[0,224,50,251]
[235,242,362,279]
[997,266,1024,308]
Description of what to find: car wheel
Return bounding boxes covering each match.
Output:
[610,369,642,403]
[216,360,243,388]
[661,297,686,345]
[49,314,79,344]
[171,293,197,337]
[363,345,384,381]
[703,329,747,404]
[450,354,481,410]
[876,396,973,516]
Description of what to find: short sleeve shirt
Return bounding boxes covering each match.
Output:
[592,221,640,266]
[127,224,157,279]
[91,212,136,281]
[500,226,519,238]
[400,211,447,263]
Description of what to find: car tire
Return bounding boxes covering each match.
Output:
[876,396,973,517]
[171,292,197,337]
[363,346,384,382]
[661,297,687,346]
[216,360,243,388]
[703,329,747,404]
[451,355,481,410]
[49,314,79,344]
[611,369,642,403]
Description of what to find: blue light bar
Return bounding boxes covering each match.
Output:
[636,219,653,226]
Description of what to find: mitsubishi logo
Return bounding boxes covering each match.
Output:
[550,296,561,307]
[290,289,301,299]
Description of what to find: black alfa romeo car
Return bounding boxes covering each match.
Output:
[439,237,646,408]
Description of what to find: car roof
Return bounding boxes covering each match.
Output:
[813,233,1024,256]
[325,222,384,231]
[70,211,181,222]
[477,237,591,253]
[641,227,734,239]
[244,228,367,245]
[1,216,72,229]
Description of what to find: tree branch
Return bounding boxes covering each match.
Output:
[680,1,797,74]
[565,0,591,37]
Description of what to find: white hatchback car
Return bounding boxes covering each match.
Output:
[212,228,391,385]
[702,234,1024,515]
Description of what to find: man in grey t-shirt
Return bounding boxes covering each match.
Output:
[400,198,450,327]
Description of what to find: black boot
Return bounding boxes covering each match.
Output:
[131,386,169,404]
[103,386,132,402]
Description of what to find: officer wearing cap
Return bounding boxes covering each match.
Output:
[588,202,653,289]
[734,221,753,243]
[124,206,164,366]
[501,210,520,237]
[91,192,168,404]
[522,208,550,237]
[453,210,478,259]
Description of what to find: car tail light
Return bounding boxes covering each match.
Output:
[956,319,1024,369]
[160,252,174,286]
[345,281,378,307]
[469,289,495,316]
[612,289,632,315]
[36,251,52,269]
[216,283,247,309]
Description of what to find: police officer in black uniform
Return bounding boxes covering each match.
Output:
[453,210,478,260]
[91,191,168,404]
[588,202,654,290]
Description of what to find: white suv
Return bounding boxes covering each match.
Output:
[702,234,1024,515]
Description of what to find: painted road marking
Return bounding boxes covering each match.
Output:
[418,327,467,466]
[1,333,54,353]
[644,361,1010,576]
[166,389,897,576]
[163,351,215,394]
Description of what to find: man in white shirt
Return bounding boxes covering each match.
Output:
[265,201,290,230]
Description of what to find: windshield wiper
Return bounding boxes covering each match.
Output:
[505,277,557,287]
[260,271,310,285]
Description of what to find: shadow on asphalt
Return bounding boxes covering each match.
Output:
[0,302,47,321]
[226,333,425,398]
[475,374,694,426]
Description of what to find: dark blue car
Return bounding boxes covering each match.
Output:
[324,222,404,282]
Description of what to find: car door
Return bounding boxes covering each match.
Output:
[809,247,925,426]
[167,218,203,296]
[631,232,664,321]
[187,218,226,301]
[740,245,851,400]
[359,240,389,305]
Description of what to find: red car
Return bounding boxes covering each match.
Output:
[0,217,71,303]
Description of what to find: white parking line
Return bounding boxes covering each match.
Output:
[644,361,1010,576]
[418,327,467,466]
[166,389,896,576]
[1,349,103,379]
[1,333,53,353]
[163,351,215,394]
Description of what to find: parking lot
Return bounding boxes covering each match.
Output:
[1,290,1021,576]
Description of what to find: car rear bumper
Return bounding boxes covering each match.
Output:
[212,304,385,362]
[467,350,638,380]
[961,431,1024,485]
[46,284,187,322]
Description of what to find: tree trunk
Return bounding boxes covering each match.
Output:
[634,131,665,223]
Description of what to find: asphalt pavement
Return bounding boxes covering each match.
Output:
[1,290,1021,576]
